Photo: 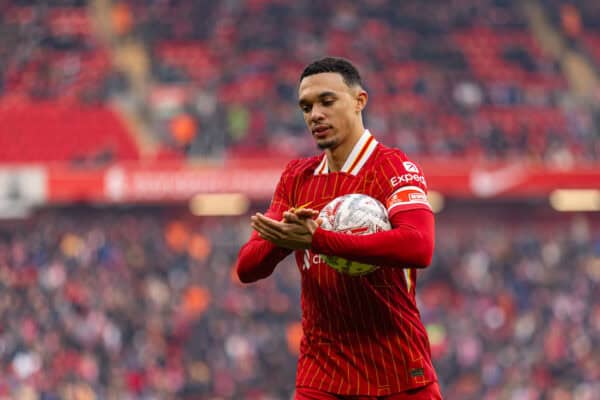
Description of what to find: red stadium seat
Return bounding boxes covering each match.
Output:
[0,102,139,162]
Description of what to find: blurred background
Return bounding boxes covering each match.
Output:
[0,0,599,399]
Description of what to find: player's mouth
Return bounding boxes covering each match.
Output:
[312,125,332,138]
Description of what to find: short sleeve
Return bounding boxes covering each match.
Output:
[379,152,432,217]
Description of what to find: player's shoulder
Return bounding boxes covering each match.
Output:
[374,143,424,175]
[281,155,322,178]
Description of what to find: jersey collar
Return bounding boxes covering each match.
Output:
[314,129,378,176]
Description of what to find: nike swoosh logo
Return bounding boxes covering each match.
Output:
[469,164,526,197]
[295,200,314,209]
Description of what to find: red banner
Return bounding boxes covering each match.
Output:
[12,158,598,204]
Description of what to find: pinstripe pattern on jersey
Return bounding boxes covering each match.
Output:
[280,143,436,395]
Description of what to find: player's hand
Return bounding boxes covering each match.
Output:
[284,207,319,221]
[252,212,320,250]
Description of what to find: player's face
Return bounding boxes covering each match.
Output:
[298,72,365,150]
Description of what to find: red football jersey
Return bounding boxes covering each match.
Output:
[241,130,437,396]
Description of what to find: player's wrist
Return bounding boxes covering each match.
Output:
[309,226,327,253]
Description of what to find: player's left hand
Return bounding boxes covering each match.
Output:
[252,211,320,250]
[287,207,319,220]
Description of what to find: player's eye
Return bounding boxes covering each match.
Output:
[322,99,334,106]
[301,104,312,113]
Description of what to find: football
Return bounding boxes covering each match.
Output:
[318,194,391,276]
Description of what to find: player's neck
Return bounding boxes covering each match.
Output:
[326,125,365,172]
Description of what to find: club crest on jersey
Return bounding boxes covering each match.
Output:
[403,161,420,173]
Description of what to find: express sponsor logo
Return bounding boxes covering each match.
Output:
[390,173,427,187]
[403,161,419,173]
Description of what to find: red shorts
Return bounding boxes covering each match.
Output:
[295,382,443,400]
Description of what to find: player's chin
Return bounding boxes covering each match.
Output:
[316,138,337,150]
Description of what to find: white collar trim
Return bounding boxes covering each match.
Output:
[313,129,378,176]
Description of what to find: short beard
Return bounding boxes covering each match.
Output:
[317,138,338,150]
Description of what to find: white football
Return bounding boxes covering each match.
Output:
[318,194,391,276]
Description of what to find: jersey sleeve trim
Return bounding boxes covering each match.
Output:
[386,185,432,213]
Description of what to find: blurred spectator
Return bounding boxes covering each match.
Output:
[169,113,197,153]
[111,2,133,38]
[561,3,583,40]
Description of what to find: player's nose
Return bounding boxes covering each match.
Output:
[310,106,325,122]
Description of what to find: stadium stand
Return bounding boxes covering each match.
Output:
[132,0,599,161]
[1,0,599,162]
[1,0,599,399]
[0,103,139,162]
[0,0,136,162]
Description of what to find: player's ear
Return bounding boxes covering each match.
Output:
[355,89,368,113]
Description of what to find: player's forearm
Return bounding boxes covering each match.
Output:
[310,209,434,268]
[236,232,292,283]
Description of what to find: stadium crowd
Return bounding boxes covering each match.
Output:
[0,206,598,399]
[136,0,600,162]
[1,0,600,161]
[0,0,121,104]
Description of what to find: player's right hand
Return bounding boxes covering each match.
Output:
[252,212,319,249]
